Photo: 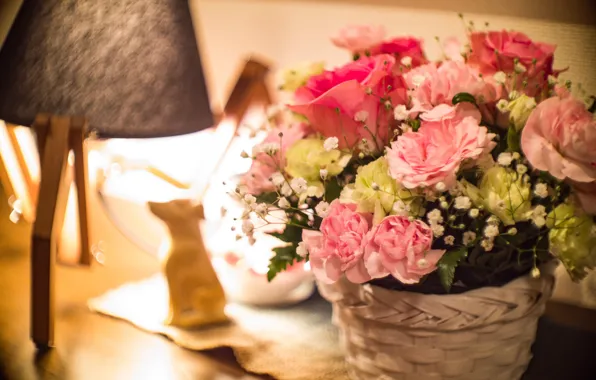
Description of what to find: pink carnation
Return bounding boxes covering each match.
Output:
[364,215,445,284]
[467,30,560,97]
[386,105,495,189]
[521,95,596,183]
[331,25,386,54]
[369,36,428,71]
[241,123,310,194]
[405,61,496,116]
[302,201,372,284]
[291,55,407,150]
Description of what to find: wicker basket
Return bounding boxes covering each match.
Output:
[317,270,555,380]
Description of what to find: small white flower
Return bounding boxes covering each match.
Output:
[493,71,507,84]
[507,227,518,235]
[440,201,449,209]
[496,99,509,112]
[307,185,324,198]
[547,75,558,86]
[240,151,249,158]
[431,223,445,237]
[393,200,408,216]
[248,236,257,245]
[255,203,268,217]
[516,164,528,175]
[411,74,426,87]
[242,220,254,235]
[296,242,308,258]
[481,239,494,252]
[435,182,446,192]
[261,142,280,155]
[530,205,547,228]
[469,208,480,218]
[444,235,455,246]
[290,177,308,194]
[393,104,408,121]
[427,209,444,224]
[354,110,369,122]
[531,267,541,279]
[323,137,339,151]
[271,172,285,187]
[371,182,380,191]
[498,152,513,166]
[514,62,527,73]
[534,183,548,198]
[487,215,500,225]
[236,186,247,196]
[484,225,500,238]
[365,87,373,95]
[281,182,293,197]
[463,231,477,245]
[454,196,472,210]
[399,123,412,133]
[512,152,521,160]
[417,258,429,269]
[400,56,412,66]
[315,201,330,217]
[533,217,546,228]
[278,197,290,208]
[244,194,256,205]
[319,168,329,180]
[508,90,521,100]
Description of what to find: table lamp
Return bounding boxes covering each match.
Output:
[0,0,213,349]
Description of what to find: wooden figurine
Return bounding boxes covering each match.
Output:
[148,199,228,328]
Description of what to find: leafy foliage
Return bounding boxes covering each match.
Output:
[437,248,468,292]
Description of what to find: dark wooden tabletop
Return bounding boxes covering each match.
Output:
[1,185,595,380]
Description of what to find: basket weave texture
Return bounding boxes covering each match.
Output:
[317,271,554,380]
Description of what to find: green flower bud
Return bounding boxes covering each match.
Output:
[505,94,537,131]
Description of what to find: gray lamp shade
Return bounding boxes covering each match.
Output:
[0,0,213,138]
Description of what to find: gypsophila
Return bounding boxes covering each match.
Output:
[534,183,548,198]
[454,196,472,210]
[431,223,445,237]
[296,242,308,258]
[493,71,507,84]
[417,258,429,269]
[512,152,520,160]
[320,168,328,180]
[400,56,412,66]
[278,197,290,209]
[315,201,330,217]
[484,224,499,238]
[261,142,280,155]
[354,110,369,122]
[496,99,509,112]
[244,194,256,205]
[463,231,477,245]
[271,172,285,187]
[516,164,528,175]
[440,201,449,209]
[290,177,308,194]
[255,203,268,217]
[399,123,412,133]
[444,235,455,246]
[281,182,293,197]
[498,152,513,166]
[240,151,249,158]
[242,220,254,235]
[393,200,409,216]
[508,90,521,100]
[487,215,500,225]
[427,209,444,224]
[435,182,446,192]
[531,267,541,278]
[323,137,339,151]
[481,239,494,252]
[530,205,547,228]
[514,62,527,73]
[393,104,408,121]
[507,227,518,235]
[469,208,479,218]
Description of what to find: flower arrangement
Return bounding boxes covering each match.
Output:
[234,19,596,293]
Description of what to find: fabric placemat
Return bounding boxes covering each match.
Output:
[88,274,348,379]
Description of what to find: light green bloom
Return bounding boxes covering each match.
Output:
[285,138,350,182]
[279,62,325,92]
[547,203,596,281]
[506,94,536,131]
[349,157,418,222]
[462,167,531,225]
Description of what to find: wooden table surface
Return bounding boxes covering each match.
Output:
[1,184,595,380]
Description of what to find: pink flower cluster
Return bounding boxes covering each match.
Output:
[304,201,445,284]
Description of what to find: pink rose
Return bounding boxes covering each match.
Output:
[467,30,559,97]
[521,96,596,183]
[363,216,445,284]
[386,105,495,189]
[302,201,372,284]
[369,36,428,71]
[291,55,407,150]
[405,61,497,116]
[570,181,596,215]
[242,123,310,194]
[331,25,386,54]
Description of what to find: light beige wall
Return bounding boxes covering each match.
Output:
[191,0,596,109]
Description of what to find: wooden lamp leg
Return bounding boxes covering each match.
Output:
[30,114,90,349]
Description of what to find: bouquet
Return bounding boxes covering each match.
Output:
[234,20,596,294]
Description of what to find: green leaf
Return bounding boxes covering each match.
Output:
[256,191,279,205]
[269,224,303,244]
[325,179,343,202]
[506,126,521,152]
[267,244,298,282]
[437,248,469,292]
[452,92,477,107]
